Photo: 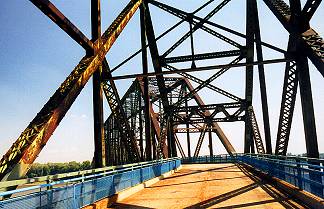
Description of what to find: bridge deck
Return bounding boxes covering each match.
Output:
[111,163,306,208]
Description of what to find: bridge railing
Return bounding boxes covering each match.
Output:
[181,154,236,164]
[237,153,324,198]
[182,153,324,198]
[0,158,181,209]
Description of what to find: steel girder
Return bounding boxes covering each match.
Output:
[193,125,208,157]
[247,107,266,154]
[162,50,242,65]
[183,79,236,155]
[27,1,139,167]
[149,0,242,58]
[173,102,245,124]
[106,77,180,163]
[0,0,143,181]
[274,0,321,158]
[164,65,242,102]
[174,134,186,158]
[91,0,106,168]
[106,77,237,164]
[109,58,289,80]
[263,0,324,74]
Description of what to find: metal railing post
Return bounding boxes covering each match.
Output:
[73,184,77,209]
[296,158,303,189]
[46,179,53,209]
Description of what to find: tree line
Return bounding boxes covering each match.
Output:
[26,153,324,178]
[26,161,92,178]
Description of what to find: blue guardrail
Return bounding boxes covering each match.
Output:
[236,154,324,198]
[0,158,181,209]
[182,154,324,198]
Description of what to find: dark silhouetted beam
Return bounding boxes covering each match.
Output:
[162,50,243,64]
[244,0,255,154]
[263,0,324,75]
[30,0,94,51]
[91,0,106,168]
[164,65,242,102]
[275,61,298,155]
[302,0,322,22]
[252,0,272,154]
[107,58,290,80]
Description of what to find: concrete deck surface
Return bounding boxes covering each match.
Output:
[110,163,307,209]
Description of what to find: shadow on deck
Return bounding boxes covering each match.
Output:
[110,164,308,209]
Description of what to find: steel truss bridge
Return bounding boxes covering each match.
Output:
[0,0,323,208]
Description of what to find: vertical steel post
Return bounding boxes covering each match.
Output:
[170,118,177,157]
[252,0,272,154]
[288,0,321,195]
[143,1,170,158]
[91,0,106,167]
[152,126,157,160]
[140,5,152,161]
[244,0,255,153]
[297,55,322,196]
[189,20,196,69]
[288,0,320,160]
[185,94,191,158]
[297,56,319,159]
[208,126,214,157]
[139,95,144,161]
[167,118,172,157]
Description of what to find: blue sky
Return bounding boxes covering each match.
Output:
[0,0,323,162]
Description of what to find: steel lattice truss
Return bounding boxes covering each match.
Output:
[0,0,323,182]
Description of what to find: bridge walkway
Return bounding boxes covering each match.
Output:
[111,164,307,208]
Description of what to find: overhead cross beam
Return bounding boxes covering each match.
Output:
[150,0,241,58]
[107,58,290,80]
[164,65,242,102]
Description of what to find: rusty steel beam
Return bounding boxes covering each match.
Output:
[149,0,240,58]
[0,0,142,181]
[29,0,94,51]
[193,124,208,157]
[185,91,191,157]
[174,134,185,158]
[140,5,152,161]
[137,78,168,158]
[142,1,172,158]
[183,79,236,155]
[29,0,140,164]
